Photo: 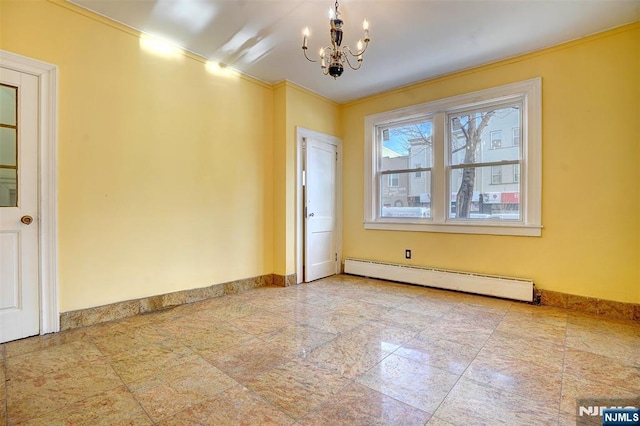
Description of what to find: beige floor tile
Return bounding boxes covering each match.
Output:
[128,357,237,422]
[106,339,199,383]
[394,337,479,375]
[562,348,640,393]
[231,310,292,336]
[160,320,255,354]
[356,353,460,413]
[20,386,152,426]
[565,318,640,367]
[261,324,338,358]
[157,384,295,426]
[203,337,293,383]
[3,328,93,359]
[495,315,567,342]
[3,275,639,425]
[299,382,431,426]
[5,340,104,377]
[395,298,456,318]
[244,358,351,419]
[559,372,639,416]
[425,416,458,425]
[6,345,123,422]
[330,301,393,320]
[442,308,506,329]
[480,329,565,369]
[198,298,266,321]
[306,322,416,378]
[377,308,441,333]
[434,377,559,425]
[415,317,494,349]
[503,303,569,327]
[463,351,563,406]
[356,291,418,309]
[266,303,330,325]
[90,323,169,357]
[302,311,370,335]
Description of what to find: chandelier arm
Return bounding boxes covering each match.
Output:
[302,47,318,63]
[343,53,363,71]
[342,41,369,58]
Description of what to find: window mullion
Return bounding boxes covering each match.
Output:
[431,112,446,223]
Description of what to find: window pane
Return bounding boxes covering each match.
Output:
[449,105,521,166]
[0,168,17,207]
[0,127,17,167]
[0,84,17,126]
[381,119,432,171]
[380,171,431,218]
[450,167,520,220]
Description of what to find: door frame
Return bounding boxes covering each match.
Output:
[296,127,342,284]
[1,50,59,334]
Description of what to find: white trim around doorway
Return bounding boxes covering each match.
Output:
[1,50,59,334]
[296,127,343,284]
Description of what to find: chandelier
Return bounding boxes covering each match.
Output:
[302,0,370,78]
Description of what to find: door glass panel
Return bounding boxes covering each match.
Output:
[0,83,18,207]
[0,127,17,166]
[0,168,17,207]
[0,84,17,126]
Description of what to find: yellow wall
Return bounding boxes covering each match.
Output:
[2,0,637,311]
[342,23,640,304]
[272,82,340,276]
[1,0,275,311]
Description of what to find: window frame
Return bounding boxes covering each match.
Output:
[364,78,542,237]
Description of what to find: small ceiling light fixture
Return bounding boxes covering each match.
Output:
[302,0,370,79]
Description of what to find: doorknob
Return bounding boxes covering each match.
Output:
[21,215,33,225]
[309,212,315,217]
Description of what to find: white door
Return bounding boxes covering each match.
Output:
[304,137,338,282]
[0,67,39,343]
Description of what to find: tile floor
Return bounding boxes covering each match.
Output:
[1,274,639,425]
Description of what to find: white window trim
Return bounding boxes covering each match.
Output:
[364,78,542,237]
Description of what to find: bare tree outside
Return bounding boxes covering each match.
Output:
[451,112,495,218]
[450,106,519,218]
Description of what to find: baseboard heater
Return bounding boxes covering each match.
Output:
[344,258,534,302]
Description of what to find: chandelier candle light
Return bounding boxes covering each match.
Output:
[302,0,370,78]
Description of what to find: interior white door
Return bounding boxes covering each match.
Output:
[304,137,337,282]
[0,67,39,343]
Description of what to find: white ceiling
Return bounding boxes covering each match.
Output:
[70,0,640,103]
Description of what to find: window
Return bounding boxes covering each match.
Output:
[378,118,432,218]
[512,127,520,146]
[490,130,502,149]
[491,166,502,184]
[0,83,18,207]
[364,78,542,236]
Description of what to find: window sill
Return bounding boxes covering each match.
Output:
[364,220,542,237]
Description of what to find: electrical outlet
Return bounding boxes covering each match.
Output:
[405,249,411,259]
